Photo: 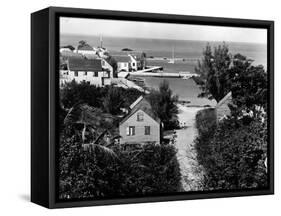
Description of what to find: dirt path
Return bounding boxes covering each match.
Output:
[175,105,205,191]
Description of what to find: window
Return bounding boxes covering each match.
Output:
[74,71,78,77]
[144,126,150,135]
[84,71,87,76]
[94,71,98,77]
[137,112,144,121]
[126,126,135,136]
[132,62,135,66]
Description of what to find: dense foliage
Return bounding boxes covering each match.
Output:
[139,52,147,69]
[147,80,179,130]
[105,55,118,77]
[59,133,181,199]
[195,111,268,190]
[60,80,142,112]
[195,43,267,107]
[194,43,268,190]
[59,81,181,199]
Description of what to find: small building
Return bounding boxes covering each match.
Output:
[60,57,109,87]
[128,54,138,71]
[112,55,135,72]
[60,50,83,60]
[76,44,96,55]
[119,96,160,145]
[60,47,72,53]
[83,54,114,80]
[215,92,232,121]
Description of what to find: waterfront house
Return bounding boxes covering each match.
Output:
[128,54,138,71]
[119,96,160,145]
[60,50,83,59]
[215,92,232,121]
[112,55,133,72]
[60,47,72,53]
[76,44,96,55]
[60,57,109,86]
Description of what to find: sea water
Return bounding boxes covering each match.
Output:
[60,34,267,106]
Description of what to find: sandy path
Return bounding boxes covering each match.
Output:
[175,105,205,191]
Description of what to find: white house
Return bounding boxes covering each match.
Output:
[60,57,110,87]
[128,54,138,71]
[76,44,96,56]
[112,55,132,72]
[60,47,72,53]
[82,53,114,79]
[119,96,160,145]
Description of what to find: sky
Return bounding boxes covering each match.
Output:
[60,17,267,44]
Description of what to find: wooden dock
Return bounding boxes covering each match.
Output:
[128,66,199,79]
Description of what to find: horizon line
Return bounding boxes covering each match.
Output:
[60,33,267,45]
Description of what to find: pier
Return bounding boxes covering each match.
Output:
[126,66,199,79]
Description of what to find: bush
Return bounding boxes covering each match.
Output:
[60,81,142,111]
[195,108,217,135]
[59,133,181,199]
[195,116,268,190]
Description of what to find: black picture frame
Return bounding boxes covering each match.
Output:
[31,6,274,209]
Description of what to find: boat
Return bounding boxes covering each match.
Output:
[168,46,175,64]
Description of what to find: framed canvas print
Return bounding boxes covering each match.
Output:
[31,7,274,208]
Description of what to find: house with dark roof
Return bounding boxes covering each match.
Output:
[112,55,137,72]
[76,44,96,55]
[60,57,109,86]
[119,96,160,145]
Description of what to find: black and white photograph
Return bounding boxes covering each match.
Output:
[58,16,269,201]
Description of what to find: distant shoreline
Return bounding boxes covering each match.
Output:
[60,33,267,46]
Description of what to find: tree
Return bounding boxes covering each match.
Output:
[60,80,104,109]
[106,55,118,77]
[147,80,179,130]
[195,43,232,102]
[195,43,267,120]
[77,40,92,50]
[78,40,87,47]
[59,134,181,199]
[229,54,267,118]
[195,114,268,190]
[140,52,147,69]
[64,102,115,143]
[102,85,124,115]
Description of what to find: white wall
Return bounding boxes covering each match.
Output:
[0,0,279,215]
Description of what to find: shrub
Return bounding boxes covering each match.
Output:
[195,116,268,190]
[59,133,181,199]
[195,108,217,135]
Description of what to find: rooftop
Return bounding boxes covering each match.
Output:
[112,55,132,63]
[68,57,103,71]
[60,51,83,58]
[120,96,160,125]
[77,44,94,51]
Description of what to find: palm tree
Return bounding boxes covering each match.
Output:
[64,102,118,159]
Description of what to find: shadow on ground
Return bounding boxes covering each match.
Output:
[19,194,30,202]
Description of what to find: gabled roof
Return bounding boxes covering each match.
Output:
[112,55,132,63]
[77,44,94,51]
[216,92,232,108]
[130,96,144,109]
[120,96,160,125]
[68,57,103,71]
[60,51,83,58]
[83,53,99,60]
[128,54,140,61]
